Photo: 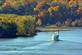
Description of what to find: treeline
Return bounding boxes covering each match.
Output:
[0,14,36,38]
[0,0,82,27]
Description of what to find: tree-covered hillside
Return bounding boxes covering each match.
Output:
[0,0,82,27]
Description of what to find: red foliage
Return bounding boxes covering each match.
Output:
[38,11,45,18]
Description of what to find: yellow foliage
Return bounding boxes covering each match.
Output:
[48,7,52,13]
[48,6,60,12]
[52,0,59,3]
[72,21,76,26]
[52,6,60,11]
[4,0,25,8]
[4,0,37,8]
[0,14,35,34]
[67,0,77,8]
[37,19,42,26]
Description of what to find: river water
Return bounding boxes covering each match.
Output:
[0,28,82,55]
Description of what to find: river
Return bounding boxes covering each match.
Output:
[0,27,82,55]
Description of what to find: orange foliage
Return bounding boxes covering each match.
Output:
[68,0,77,5]
[51,6,60,11]
[52,0,59,2]
[67,0,78,8]
[39,1,46,5]
[35,1,46,11]
[36,5,42,10]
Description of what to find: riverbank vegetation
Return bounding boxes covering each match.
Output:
[0,0,82,37]
[0,14,36,38]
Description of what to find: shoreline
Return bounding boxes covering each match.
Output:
[36,26,82,32]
